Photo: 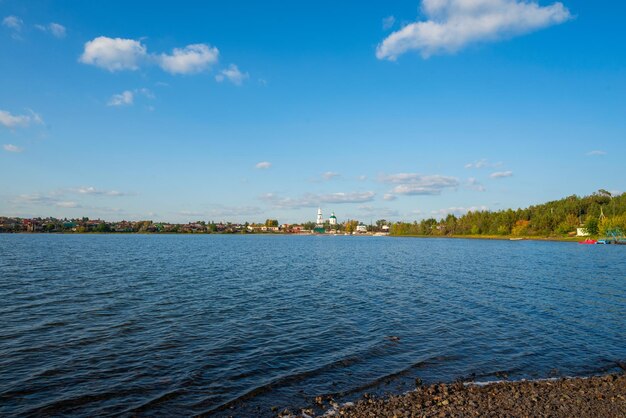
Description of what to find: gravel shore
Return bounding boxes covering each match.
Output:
[287,374,626,417]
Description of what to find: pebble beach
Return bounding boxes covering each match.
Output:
[285,374,626,417]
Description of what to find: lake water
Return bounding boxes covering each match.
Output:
[1,234,625,416]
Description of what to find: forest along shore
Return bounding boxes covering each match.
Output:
[285,374,626,417]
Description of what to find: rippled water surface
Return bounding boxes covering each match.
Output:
[1,234,625,416]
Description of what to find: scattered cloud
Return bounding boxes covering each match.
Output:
[261,191,376,209]
[464,158,502,169]
[11,187,133,212]
[13,193,81,208]
[0,109,44,129]
[14,194,53,205]
[178,205,263,219]
[255,161,272,169]
[3,144,23,153]
[73,186,130,196]
[107,90,134,106]
[35,22,66,38]
[380,173,459,195]
[137,88,155,99]
[177,210,205,217]
[467,177,486,192]
[431,205,489,217]
[357,175,367,181]
[80,36,147,71]
[106,88,154,107]
[322,171,341,181]
[383,194,397,201]
[358,205,399,218]
[382,15,396,30]
[587,150,606,156]
[376,0,571,60]
[490,170,513,179]
[158,43,219,74]
[80,37,250,79]
[215,64,249,85]
[2,15,23,31]
[56,201,80,208]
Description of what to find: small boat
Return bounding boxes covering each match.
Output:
[578,239,597,245]
[509,237,524,241]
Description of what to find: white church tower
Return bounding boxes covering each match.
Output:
[329,212,337,226]
[316,208,323,226]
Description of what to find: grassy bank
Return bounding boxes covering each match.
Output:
[389,234,585,243]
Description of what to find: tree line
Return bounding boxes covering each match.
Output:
[390,190,626,238]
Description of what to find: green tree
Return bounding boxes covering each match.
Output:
[584,217,599,236]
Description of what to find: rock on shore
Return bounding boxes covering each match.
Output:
[292,374,626,417]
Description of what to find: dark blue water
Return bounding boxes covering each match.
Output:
[1,235,625,416]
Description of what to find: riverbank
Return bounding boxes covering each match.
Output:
[299,374,626,417]
[390,234,585,243]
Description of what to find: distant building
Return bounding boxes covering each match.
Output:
[577,227,590,237]
[356,223,368,233]
[314,208,325,233]
[329,212,337,226]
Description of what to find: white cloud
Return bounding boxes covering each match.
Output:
[80,37,224,76]
[432,205,489,217]
[36,22,66,38]
[215,64,249,85]
[383,193,397,201]
[107,90,134,106]
[490,170,513,179]
[178,205,263,219]
[261,191,376,209]
[380,173,459,195]
[159,44,219,74]
[465,159,503,169]
[255,161,272,169]
[322,171,341,180]
[376,0,571,60]
[2,15,23,31]
[587,150,606,156]
[358,205,399,217]
[80,36,147,71]
[382,15,396,30]
[467,177,486,191]
[56,201,79,208]
[136,88,155,99]
[357,175,368,181]
[106,88,154,107]
[13,194,81,208]
[3,144,23,153]
[74,186,129,196]
[0,109,44,129]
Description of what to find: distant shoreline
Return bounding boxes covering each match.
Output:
[0,232,590,242]
[389,234,584,243]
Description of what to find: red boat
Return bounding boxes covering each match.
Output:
[578,239,597,245]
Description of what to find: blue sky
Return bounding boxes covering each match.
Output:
[1,0,625,223]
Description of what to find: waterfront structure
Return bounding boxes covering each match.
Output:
[329,212,337,226]
[576,227,590,237]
